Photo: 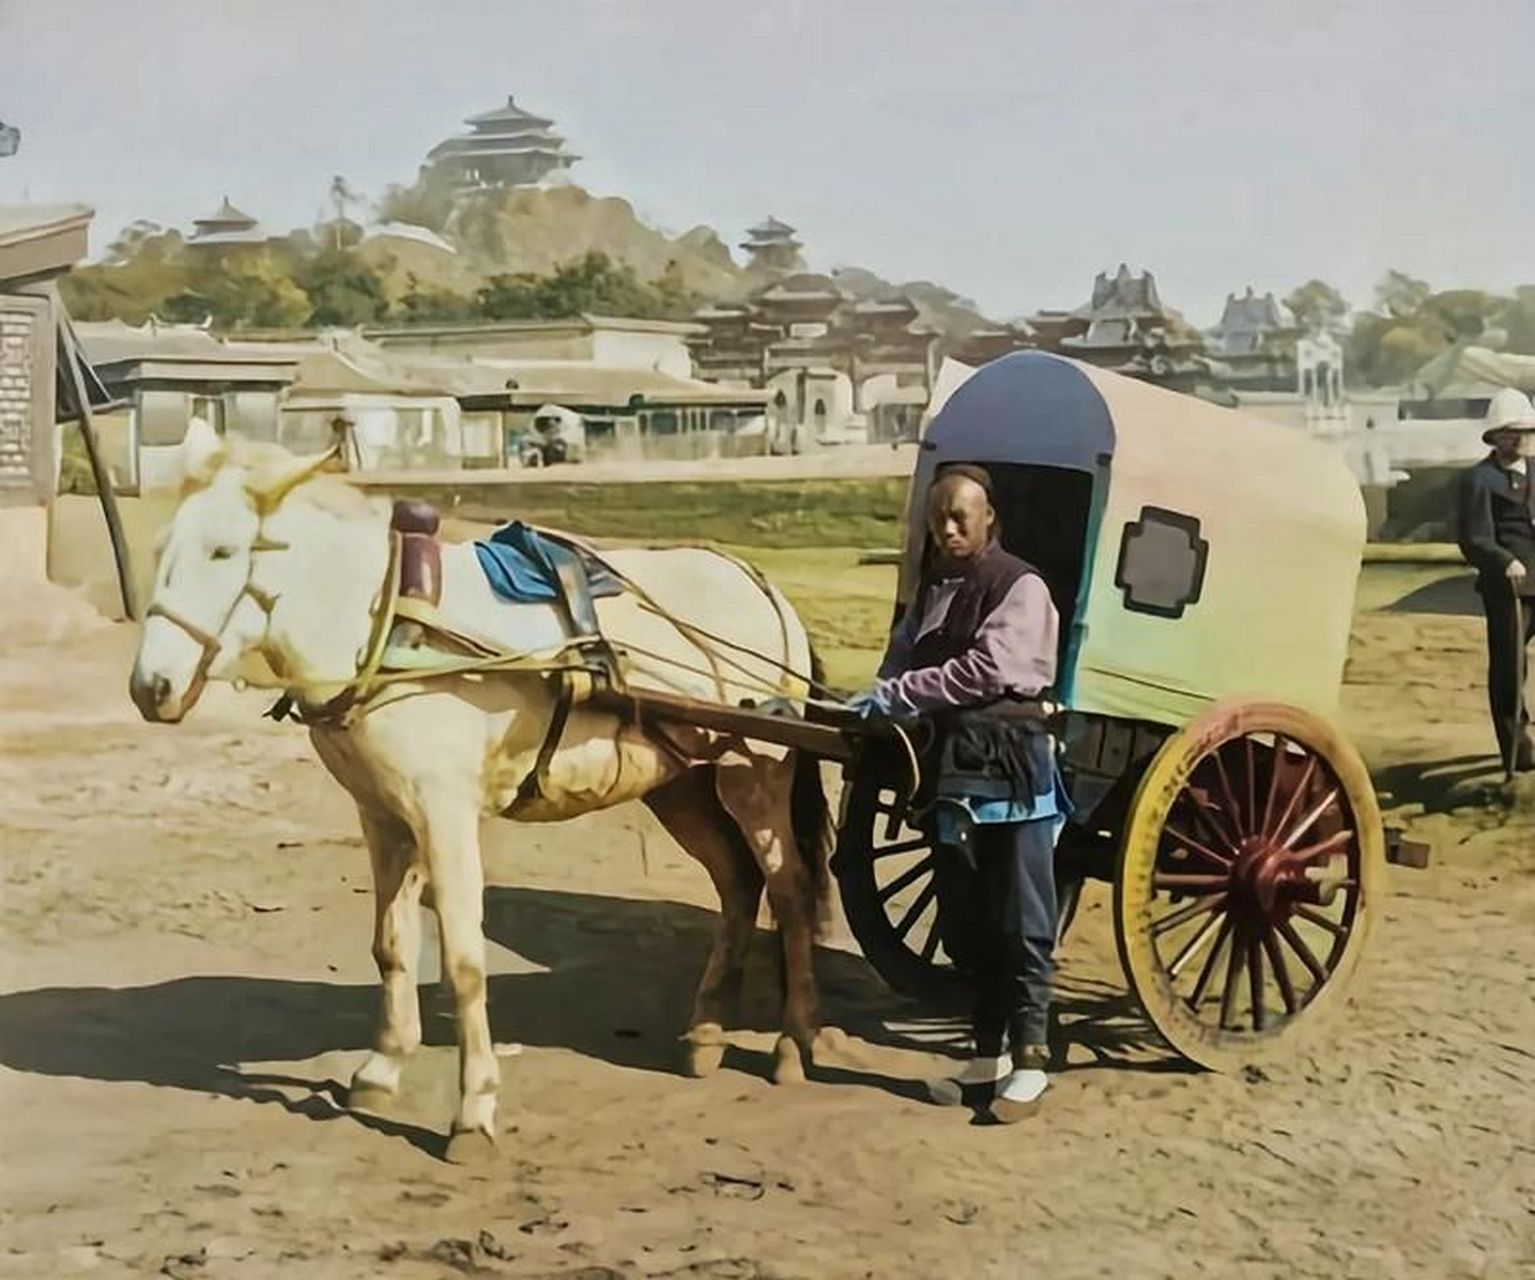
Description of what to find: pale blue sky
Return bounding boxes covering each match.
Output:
[2,0,1530,323]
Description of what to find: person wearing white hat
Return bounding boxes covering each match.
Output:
[1455,387,1535,773]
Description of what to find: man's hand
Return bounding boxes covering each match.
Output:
[1507,558,1528,586]
[844,685,892,719]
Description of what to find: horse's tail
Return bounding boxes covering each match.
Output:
[792,646,838,941]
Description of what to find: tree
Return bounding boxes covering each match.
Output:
[190,248,312,329]
[1284,279,1349,332]
[476,252,669,320]
[327,175,364,250]
[59,221,190,323]
[396,273,476,323]
[376,171,459,234]
[1374,270,1431,320]
[1497,286,1535,355]
[293,248,390,326]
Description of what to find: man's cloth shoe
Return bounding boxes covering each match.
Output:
[926,1054,1009,1106]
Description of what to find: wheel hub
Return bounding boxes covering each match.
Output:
[1230,837,1347,925]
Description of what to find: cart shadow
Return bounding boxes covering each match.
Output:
[1374,752,1508,816]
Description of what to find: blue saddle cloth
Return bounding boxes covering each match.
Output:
[473,522,624,604]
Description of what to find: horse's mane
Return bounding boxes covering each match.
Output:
[184,435,383,521]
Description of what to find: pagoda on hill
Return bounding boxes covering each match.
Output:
[424,96,579,189]
[740,217,805,275]
[187,196,266,247]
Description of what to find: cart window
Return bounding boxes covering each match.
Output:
[1114,507,1208,619]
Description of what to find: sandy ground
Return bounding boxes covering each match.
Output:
[1,567,1533,1280]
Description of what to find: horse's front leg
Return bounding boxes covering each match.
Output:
[416,793,500,1163]
[348,806,426,1110]
[717,757,820,1085]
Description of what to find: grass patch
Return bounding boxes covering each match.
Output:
[403,476,910,550]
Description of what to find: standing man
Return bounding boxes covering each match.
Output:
[849,463,1066,1122]
[1456,387,1535,774]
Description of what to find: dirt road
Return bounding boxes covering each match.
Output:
[1,573,1531,1279]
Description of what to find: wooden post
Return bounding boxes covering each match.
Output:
[58,320,138,620]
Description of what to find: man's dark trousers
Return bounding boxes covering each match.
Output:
[1482,582,1535,765]
[932,819,1057,1055]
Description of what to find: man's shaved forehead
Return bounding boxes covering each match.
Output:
[929,471,992,507]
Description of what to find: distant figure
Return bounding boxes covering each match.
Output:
[848,463,1066,1122]
[1455,387,1535,773]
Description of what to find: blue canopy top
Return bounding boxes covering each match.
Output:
[924,352,1116,472]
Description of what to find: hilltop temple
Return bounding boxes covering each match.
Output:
[423,96,579,189]
[186,196,268,248]
[739,217,805,275]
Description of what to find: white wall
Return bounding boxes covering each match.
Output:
[590,329,693,378]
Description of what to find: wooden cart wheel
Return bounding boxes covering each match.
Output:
[834,752,1084,1007]
[1114,701,1386,1071]
[834,760,967,1006]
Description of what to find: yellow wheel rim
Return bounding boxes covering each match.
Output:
[1114,700,1386,1071]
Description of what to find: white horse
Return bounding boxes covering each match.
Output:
[129,432,834,1162]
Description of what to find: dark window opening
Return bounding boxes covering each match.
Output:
[1114,506,1208,618]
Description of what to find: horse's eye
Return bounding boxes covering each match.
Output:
[210,545,237,561]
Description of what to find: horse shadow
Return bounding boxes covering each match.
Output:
[0,886,1177,1155]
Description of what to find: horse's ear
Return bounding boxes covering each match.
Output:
[179,416,222,488]
[255,444,344,511]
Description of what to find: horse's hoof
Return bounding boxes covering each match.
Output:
[811,1026,850,1065]
[686,1039,727,1078]
[685,1023,727,1078]
[444,1128,497,1166]
[772,1035,806,1085]
[346,1084,399,1116]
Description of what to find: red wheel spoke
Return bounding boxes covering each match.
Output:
[1163,823,1234,869]
[1262,928,1299,1015]
[1219,926,1246,1029]
[1186,788,1240,857]
[1187,915,1233,1009]
[1210,748,1249,843]
[1277,919,1329,988]
[1288,829,1354,862]
[1168,910,1226,978]
[1266,753,1320,843]
[877,856,934,903]
[872,836,929,859]
[1247,938,1267,1032]
[1293,904,1347,938]
[1260,736,1288,836]
[893,881,937,940]
[919,922,941,963]
[1153,872,1231,891]
[1280,786,1340,851]
[1243,736,1257,829]
[1151,892,1226,936]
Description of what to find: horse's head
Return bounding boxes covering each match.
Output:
[129,427,339,722]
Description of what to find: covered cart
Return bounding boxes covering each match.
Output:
[830,351,1427,1070]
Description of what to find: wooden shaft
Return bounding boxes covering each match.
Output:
[59,319,138,620]
[591,686,861,762]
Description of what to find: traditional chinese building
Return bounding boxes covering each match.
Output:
[1204,286,1300,391]
[1050,264,1206,389]
[187,196,267,248]
[424,96,578,189]
[739,217,805,276]
[688,269,937,446]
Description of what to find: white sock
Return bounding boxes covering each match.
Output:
[927,1054,1009,1105]
[997,1066,1048,1105]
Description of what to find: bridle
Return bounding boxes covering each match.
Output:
[145,525,291,705]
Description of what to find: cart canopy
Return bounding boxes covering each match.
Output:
[903,352,1366,725]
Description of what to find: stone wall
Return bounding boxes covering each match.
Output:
[0,304,35,491]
